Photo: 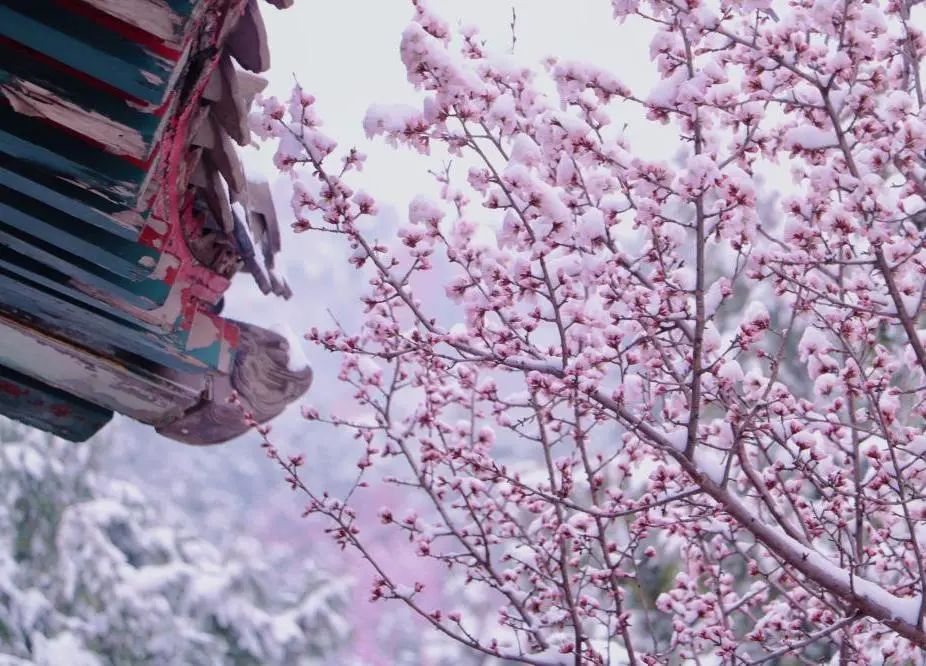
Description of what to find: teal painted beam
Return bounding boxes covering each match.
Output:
[0,156,143,242]
[0,251,167,333]
[0,234,169,312]
[0,59,161,160]
[0,268,218,374]
[0,184,159,283]
[0,363,112,442]
[0,105,147,206]
[0,312,204,430]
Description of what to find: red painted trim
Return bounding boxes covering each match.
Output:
[50,403,72,418]
[143,0,245,355]
[0,380,27,398]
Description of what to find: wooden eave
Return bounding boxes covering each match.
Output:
[0,0,307,444]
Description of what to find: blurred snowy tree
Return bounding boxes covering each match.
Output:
[0,419,349,666]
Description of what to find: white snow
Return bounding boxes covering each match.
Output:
[509,134,542,166]
[664,427,689,452]
[694,447,728,484]
[32,633,102,666]
[775,528,923,625]
[268,322,310,372]
[783,126,837,150]
[362,103,422,138]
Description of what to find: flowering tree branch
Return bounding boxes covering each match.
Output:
[252,0,926,662]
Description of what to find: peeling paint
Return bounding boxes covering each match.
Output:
[0,312,201,424]
[2,79,148,160]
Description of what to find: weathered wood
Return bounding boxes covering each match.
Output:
[0,184,159,282]
[0,249,168,333]
[0,0,302,444]
[0,311,201,426]
[200,56,267,149]
[193,115,247,200]
[0,54,161,158]
[0,156,144,241]
[184,309,235,370]
[157,320,311,444]
[191,161,235,233]
[239,179,291,298]
[245,179,281,257]
[231,206,271,294]
[74,0,190,50]
[0,268,222,373]
[0,363,112,442]
[0,228,168,312]
[226,0,270,73]
[0,105,145,205]
[205,53,250,146]
[1,77,148,160]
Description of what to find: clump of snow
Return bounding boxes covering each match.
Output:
[695,447,727,484]
[268,322,310,372]
[363,104,423,139]
[509,134,542,166]
[664,427,689,452]
[783,126,837,150]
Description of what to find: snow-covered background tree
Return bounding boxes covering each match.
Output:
[251,0,926,663]
[0,418,349,665]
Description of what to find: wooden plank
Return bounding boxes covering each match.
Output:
[0,156,143,241]
[0,312,201,427]
[0,3,176,105]
[226,0,270,73]
[0,184,159,283]
[0,363,111,442]
[0,267,220,373]
[204,53,250,145]
[0,202,155,283]
[72,0,191,50]
[0,239,168,314]
[0,106,145,206]
[191,162,235,233]
[0,55,160,160]
[0,249,170,334]
[193,116,246,200]
[1,77,148,161]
